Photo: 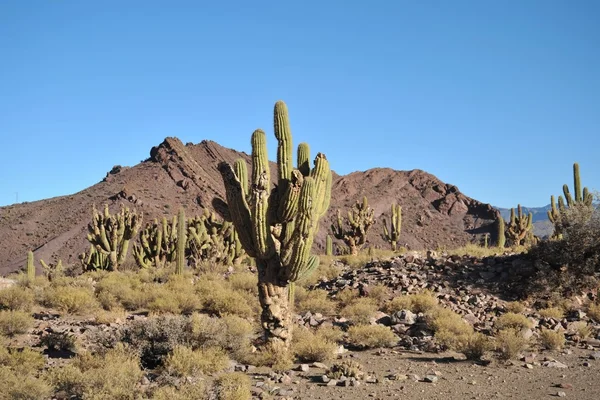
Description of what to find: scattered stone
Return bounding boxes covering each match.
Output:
[423,375,439,383]
[326,379,338,387]
[543,361,568,369]
[557,391,567,397]
[321,375,330,384]
[312,362,328,369]
[589,352,600,360]
[297,364,310,372]
[558,383,573,390]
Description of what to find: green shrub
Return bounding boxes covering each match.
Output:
[43,286,99,315]
[495,313,533,331]
[539,329,565,350]
[0,310,34,336]
[495,328,530,360]
[291,327,337,362]
[339,298,378,324]
[296,289,336,315]
[346,325,397,348]
[213,372,251,400]
[0,286,34,311]
[0,367,51,400]
[164,345,229,377]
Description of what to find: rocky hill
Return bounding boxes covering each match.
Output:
[0,138,499,276]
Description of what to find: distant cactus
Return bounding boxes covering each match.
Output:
[26,250,35,283]
[331,196,375,256]
[548,162,594,239]
[506,205,532,246]
[133,215,178,269]
[40,258,63,281]
[497,216,506,249]
[187,209,246,266]
[326,235,333,256]
[218,100,332,350]
[175,207,186,275]
[80,203,142,271]
[382,203,402,251]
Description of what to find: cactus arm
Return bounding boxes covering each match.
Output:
[274,100,294,191]
[297,142,310,177]
[250,129,275,259]
[574,163,582,202]
[234,158,249,197]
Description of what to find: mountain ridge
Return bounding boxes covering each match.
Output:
[0,137,499,276]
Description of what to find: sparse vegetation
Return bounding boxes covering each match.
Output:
[346,325,397,349]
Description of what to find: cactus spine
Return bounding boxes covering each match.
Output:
[26,250,35,283]
[382,203,402,251]
[218,100,332,350]
[331,196,375,256]
[326,235,333,256]
[80,204,142,271]
[175,207,186,275]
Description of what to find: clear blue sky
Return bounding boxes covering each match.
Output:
[1,1,598,208]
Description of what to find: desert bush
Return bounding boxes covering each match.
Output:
[495,328,530,360]
[119,315,192,368]
[366,283,390,306]
[494,312,533,331]
[0,367,52,400]
[291,327,337,362]
[339,298,378,324]
[213,372,251,400]
[296,258,343,288]
[227,272,258,294]
[346,325,397,349]
[383,290,438,314]
[295,289,336,315]
[316,324,344,343]
[195,279,256,318]
[382,295,413,314]
[95,272,152,311]
[587,302,600,322]
[505,301,526,314]
[48,344,143,399]
[529,204,600,294]
[539,329,565,350]
[43,285,99,314]
[457,332,494,360]
[152,382,207,400]
[93,309,127,325]
[164,345,229,377]
[235,342,293,371]
[1,347,45,375]
[569,321,592,339]
[427,307,471,334]
[190,313,255,353]
[148,277,201,315]
[335,288,360,306]
[0,310,34,336]
[40,331,77,353]
[0,286,34,311]
[538,307,564,320]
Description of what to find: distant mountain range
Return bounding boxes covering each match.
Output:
[495,204,553,238]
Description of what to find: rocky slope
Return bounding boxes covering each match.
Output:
[0,137,499,275]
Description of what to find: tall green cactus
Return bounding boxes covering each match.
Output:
[175,207,186,275]
[497,215,506,249]
[80,204,142,271]
[548,162,594,239]
[331,196,375,256]
[506,204,532,246]
[26,250,35,283]
[382,203,402,251]
[326,235,333,256]
[218,100,332,350]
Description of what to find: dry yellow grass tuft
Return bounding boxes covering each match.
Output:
[538,307,564,320]
[495,312,533,331]
[539,329,565,350]
[163,345,229,377]
[213,372,252,400]
[346,325,397,349]
[495,328,530,360]
[0,310,34,336]
[296,289,337,315]
[339,298,379,325]
[291,326,338,362]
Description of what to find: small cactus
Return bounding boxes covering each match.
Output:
[382,203,402,251]
[326,235,333,256]
[175,207,186,275]
[497,216,506,249]
[331,196,375,256]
